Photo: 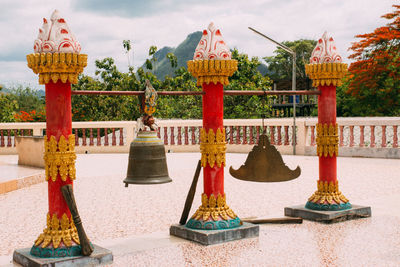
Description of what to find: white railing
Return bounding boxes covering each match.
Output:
[1,117,399,158]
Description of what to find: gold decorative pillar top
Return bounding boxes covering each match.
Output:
[187,22,237,85]
[305,31,347,87]
[27,10,87,84]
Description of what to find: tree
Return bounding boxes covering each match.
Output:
[224,49,273,119]
[346,4,400,116]
[0,92,18,122]
[264,39,317,81]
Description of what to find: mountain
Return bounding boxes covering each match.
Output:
[143,31,270,79]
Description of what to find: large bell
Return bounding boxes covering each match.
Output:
[124,131,172,186]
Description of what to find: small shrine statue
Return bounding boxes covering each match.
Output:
[137,79,158,131]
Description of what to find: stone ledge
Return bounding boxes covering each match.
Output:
[284,204,371,224]
[13,244,113,267]
[170,222,259,245]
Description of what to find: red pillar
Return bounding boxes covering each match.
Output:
[46,81,73,218]
[318,85,337,183]
[26,10,88,257]
[305,32,350,211]
[202,82,224,197]
[186,23,240,229]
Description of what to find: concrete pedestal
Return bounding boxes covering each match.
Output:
[284,204,371,223]
[13,244,113,267]
[170,222,259,245]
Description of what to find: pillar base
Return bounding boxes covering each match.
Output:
[170,222,259,245]
[13,244,112,267]
[186,217,241,230]
[284,204,371,224]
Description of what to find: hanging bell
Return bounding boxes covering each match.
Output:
[124,131,172,186]
[229,134,301,182]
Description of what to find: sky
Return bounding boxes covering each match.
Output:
[0,0,396,90]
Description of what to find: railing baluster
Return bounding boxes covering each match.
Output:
[89,128,94,146]
[119,128,124,146]
[284,126,289,145]
[7,130,11,147]
[97,128,101,146]
[184,126,189,145]
[164,127,168,145]
[359,126,365,147]
[13,129,17,147]
[75,129,79,146]
[157,127,161,139]
[256,126,260,143]
[310,126,316,146]
[170,127,175,145]
[111,128,116,146]
[82,129,87,146]
[277,126,282,145]
[191,126,196,145]
[242,126,247,144]
[177,127,182,145]
[381,125,386,147]
[249,126,254,145]
[270,126,275,145]
[393,126,398,148]
[0,130,4,147]
[236,126,240,144]
[104,128,109,146]
[349,126,354,147]
[370,126,375,148]
[339,126,344,147]
[229,126,234,144]
[198,126,202,144]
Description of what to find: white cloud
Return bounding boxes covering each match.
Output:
[0,0,396,89]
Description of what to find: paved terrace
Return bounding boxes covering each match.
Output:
[0,153,400,266]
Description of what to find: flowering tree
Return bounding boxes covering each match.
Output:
[346,4,400,116]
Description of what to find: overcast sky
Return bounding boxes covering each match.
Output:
[0,0,395,89]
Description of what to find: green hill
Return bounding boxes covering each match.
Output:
[144,31,269,79]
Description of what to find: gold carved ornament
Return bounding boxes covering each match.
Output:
[308,180,349,205]
[26,52,87,84]
[187,59,238,86]
[305,62,347,87]
[192,193,237,221]
[44,135,76,182]
[200,128,226,168]
[35,213,80,248]
[316,123,339,157]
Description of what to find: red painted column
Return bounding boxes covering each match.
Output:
[46,81,73,218]
[186,22,239,229]
[26,10,88,257]
[305,31,350,211]
[318,85,337,183]
[202,82,224,197]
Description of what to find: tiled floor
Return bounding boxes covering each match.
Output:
[0,155,44,194]
[0,153,399,266]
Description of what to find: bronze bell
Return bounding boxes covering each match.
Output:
[124,131,172,186]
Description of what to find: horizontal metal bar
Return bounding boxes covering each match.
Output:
[71,91,205,96]
[224,90,320,95]
[71,90,320,96]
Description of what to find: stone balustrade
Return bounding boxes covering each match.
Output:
[1,117,399,158]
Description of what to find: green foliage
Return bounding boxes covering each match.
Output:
[264,39,317,80]
[224,49,273,119]
[0,92,18,122]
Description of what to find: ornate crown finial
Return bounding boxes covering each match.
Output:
[309,31,342,64]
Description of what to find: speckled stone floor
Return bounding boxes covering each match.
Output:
[1,153,399,266]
